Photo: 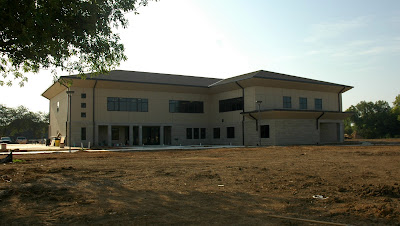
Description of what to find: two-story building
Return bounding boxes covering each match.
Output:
[42,70,353,147]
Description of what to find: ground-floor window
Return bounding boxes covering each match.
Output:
[201,128,206,139]
[186,128,192,139]
[227,127,235,138]
[81,127,86,140]
[112,128,119,140]
[213,128,220,139]
[260,125,270,138]
[194,128,199,139]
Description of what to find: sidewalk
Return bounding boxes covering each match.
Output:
[0,144,243,155]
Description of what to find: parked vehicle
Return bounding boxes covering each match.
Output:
[0,137,12,143]
[16,137,28,144]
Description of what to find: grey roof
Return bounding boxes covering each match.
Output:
[63,70,222,87]
[209,70,352,88]
[63,69,352,89]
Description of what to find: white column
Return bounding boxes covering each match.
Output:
[129,125,133,146]
[160,126,164,145]
[139,125,143,145]
[94,124,99,145]
[107,125,112,146]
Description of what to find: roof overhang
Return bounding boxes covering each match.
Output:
[241,109,353,120]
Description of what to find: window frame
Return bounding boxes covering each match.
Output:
[219,97,244,112]
[213,128,220,139]
[169,100,204,113]
[299,97,307,110]
[315,98,323,110]
[283,96,292,108]
[227,127,235,139]
[260,125,270,138]
[186,128,193,139]
[81,127,86,140]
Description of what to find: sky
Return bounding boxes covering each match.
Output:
[1,0,399,112]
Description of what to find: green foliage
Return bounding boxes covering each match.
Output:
[0,104,49,139]
[13,159,25,163]
[0,0,154,86]
[347,100,400,139]
[393,94,400,121]
[344,117,353,135]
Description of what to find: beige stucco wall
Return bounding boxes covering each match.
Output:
[46,79,346,147]
[49,88,68,138]
[251,86,339,111]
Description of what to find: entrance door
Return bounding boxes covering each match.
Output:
[142,126,160,145]
[164,126,172,145]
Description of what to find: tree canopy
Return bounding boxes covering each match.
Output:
[346,99,400,139]
[0,0,153,86]
[0,104,49,139]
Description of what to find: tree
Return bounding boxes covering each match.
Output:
[0,0,154,86]
[347,100,399,139]
[393,94,400,121]
[0,104,49,139]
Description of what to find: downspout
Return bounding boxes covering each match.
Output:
[338,86,346,112]
[248,113,258,130]
[235,81,245,145]
[316,112,325,129]
[92,80,98,146]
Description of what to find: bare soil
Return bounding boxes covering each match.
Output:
[1,143,400,225]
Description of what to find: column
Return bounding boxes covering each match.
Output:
[129,125,133,146]
[139,125,143,145]
[107,125,112,146]
[160,126,164,145]
[94,124,99,145]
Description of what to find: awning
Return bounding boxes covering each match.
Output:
[241,109,353,120]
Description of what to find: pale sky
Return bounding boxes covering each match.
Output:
[1,0,399,113]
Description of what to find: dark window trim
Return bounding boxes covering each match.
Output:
[213,128,220,139]
[169,100,204,113]
[260,125,270,138]
[219,97,244,112]
[227,127,235,139]
[283,96,291,108]
[107,97,148,112]
[299,97,307,110]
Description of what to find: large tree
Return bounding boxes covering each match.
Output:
[347,100,400,139]
[0,0,153,86]
[393,94,400,121]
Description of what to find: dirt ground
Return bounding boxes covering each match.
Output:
[1,142,400,225]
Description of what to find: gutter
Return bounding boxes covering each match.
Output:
[93,80,98,145]
[235,81,245,145]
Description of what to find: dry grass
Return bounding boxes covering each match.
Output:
[1,143,400,225]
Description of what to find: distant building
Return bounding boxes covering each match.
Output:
[42,70,353,146]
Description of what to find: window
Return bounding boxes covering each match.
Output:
[57,101,59,112]
[81,103,86,108]
[227,127,235,138]
[283,96,291,108]
[81,127,86,140]
[186,128,192,139]
[219,97,243,112]
[194,128,199,139]
[315,98,322,110]
[260,125,270,138]
[81,112,86,118]
[169,100,204,113]
[112,128,119,140]
[299,97,307,110]
[201,128,206,139]
[81,93,86,99]
[213,128,220,139]
[107,97,148,112]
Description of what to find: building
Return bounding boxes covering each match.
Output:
[42,70,353,147]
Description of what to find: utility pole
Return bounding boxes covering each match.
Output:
[256,100,262,146]
[66,90,75,153]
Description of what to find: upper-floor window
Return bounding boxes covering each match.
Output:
[219,97,243,112]
[283,96,291,108]
[81,93,86,99]
[107,97,148,112]
[299,97,307,110]
[57,101,60,112]
[81,103,86,108]
[169,100,204,113]
[315,98,322,110]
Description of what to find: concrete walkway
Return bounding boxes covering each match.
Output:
[0,144,243,155]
